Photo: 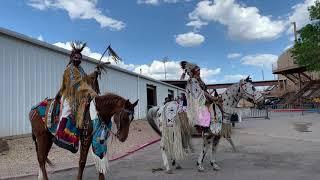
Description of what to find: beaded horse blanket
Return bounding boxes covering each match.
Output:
[31,98,110,158]
[31,99,80,153]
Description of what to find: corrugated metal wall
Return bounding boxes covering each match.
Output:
[0,30,183,137]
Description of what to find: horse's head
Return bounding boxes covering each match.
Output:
[239,76,264,105]
[113,99,139,142]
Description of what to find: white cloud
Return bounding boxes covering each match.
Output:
[137,0,160,5]
[227,53,242,59]
[134,60,182,79]
[186,20,208,31]
[240,54,278,68]
[37,35,44,41]
[287,0,317,34]
[53,41,220,82]
[137,0,190,5]
[27,0,125,30]
[188,0,286,40]
[134,60,220,83]
[200,67,220,83]
[175,32,205,47]
[224,74,247,82]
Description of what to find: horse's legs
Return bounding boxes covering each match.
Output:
[77,135,92,180]
[160,140,172,174]
[98,173,105,180]
[226,137,237,152]
[30,112,51,180]
[171,159,182,169]
[197,134,210,172]
[210,135,221,171]
[36,133,51,180]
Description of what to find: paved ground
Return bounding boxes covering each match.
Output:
[16,112,320,180]
[0,120,159,178]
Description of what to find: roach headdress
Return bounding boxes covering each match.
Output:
[180,61,199,79]
[70,41,86,58]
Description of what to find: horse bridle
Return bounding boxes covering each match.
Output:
[105,108,134,137]
[122,108,135,122]
[240,82,255,100]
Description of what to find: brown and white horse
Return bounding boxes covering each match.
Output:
[29,93,138,180]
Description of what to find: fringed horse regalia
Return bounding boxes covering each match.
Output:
[147,100,193,174]
[180,61,224,172]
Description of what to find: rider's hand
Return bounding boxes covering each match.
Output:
[95,67,101,76]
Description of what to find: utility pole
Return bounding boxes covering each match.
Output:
[292,22,303,114]
[292,22,298,42]
[162,57,168,80]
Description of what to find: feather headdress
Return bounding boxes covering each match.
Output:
[180,61,199,79]
[70,41,86,57]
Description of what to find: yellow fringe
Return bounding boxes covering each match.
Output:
[220,123,232,138]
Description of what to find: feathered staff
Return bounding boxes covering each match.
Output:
[96,45,122,77]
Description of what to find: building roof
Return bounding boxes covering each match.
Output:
[272,64,306,74]
[0,27,183,91]
[162,79,282,89]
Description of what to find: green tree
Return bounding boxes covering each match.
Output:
[291,0,320,71]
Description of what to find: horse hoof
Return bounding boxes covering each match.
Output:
[38,169,43,180]
[197,165,205,172]
[210,162,221,171]
[166,169,173,174]
[176,165,182,170]
[152,168,164,173]
[233,148,238,152]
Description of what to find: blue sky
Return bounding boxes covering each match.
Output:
[0,0,316,83]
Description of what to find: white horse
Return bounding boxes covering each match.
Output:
[147,101,192,174]
[196,77,264,172]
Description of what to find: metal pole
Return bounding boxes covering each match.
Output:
[162,57,168,80]
[137,69,141,119]
[164,62,167,80]
[292,22,298,42]
[299,73,304,116]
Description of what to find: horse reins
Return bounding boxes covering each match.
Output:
[96,108,134,138]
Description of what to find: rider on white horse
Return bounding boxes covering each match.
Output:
[180,61,224,172]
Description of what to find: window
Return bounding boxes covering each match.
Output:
[168,89,174,101]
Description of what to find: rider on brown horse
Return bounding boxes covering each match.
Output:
[54,42,101,130]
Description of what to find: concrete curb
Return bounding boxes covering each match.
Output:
[1,138,160,180]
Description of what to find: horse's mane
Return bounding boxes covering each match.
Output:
[95,93,126,108]
[82,74,100,94]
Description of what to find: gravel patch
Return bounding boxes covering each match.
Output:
[0,120,159,178]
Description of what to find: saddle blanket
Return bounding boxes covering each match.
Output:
[31,99,80,153]
[31,98,111,158]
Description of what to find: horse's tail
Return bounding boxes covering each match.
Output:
[30,109,54,167]
[146,107,161,136]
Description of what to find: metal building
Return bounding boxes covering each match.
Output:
[0,27,184,137]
